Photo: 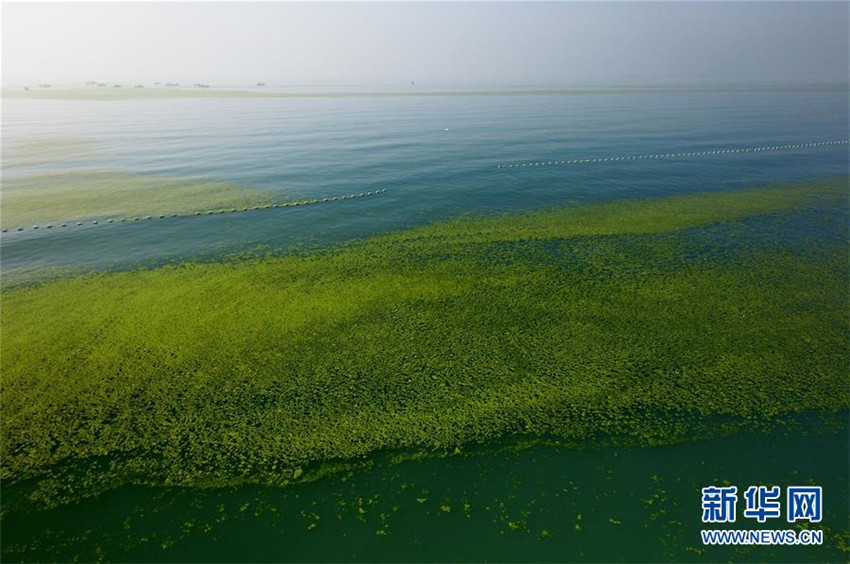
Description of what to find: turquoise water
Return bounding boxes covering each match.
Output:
[2,87,848,279]
[1,87,848,561]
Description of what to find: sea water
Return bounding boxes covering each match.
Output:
[2,418,847,562]
[1,86,848,278]
[1,87,848,561]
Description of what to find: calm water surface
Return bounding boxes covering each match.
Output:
[1,87,847,561]
[2,87,848,277]
[2,418,847,562]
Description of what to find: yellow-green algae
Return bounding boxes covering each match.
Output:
[2,137,103,166]
[378,177,846,243]
[1,169,276,227]
[1,178,847,509]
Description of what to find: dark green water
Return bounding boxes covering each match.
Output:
[2,415,847,562]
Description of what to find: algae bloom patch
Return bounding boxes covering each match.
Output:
[0,169,277,228]
[1,178,847,510]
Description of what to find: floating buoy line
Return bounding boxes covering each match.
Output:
[497,139,849,169]
[1,189,389,235]
[3,139,848,235]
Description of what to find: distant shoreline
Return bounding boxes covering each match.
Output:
[4,84,848,101]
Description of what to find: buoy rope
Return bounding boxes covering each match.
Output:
[1,189,389,234]
[497,139,848,169]
[4,138,848,234]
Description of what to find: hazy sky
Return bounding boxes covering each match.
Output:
[3,2,848,87]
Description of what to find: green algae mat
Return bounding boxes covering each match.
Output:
[0,169,277,228]
[1,177,848,512]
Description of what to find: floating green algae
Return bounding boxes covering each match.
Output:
[3,417,846,562]
[0,169,277,227]
[2,137,104,166]
[1,178,847,509]
[376,177,846,244]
